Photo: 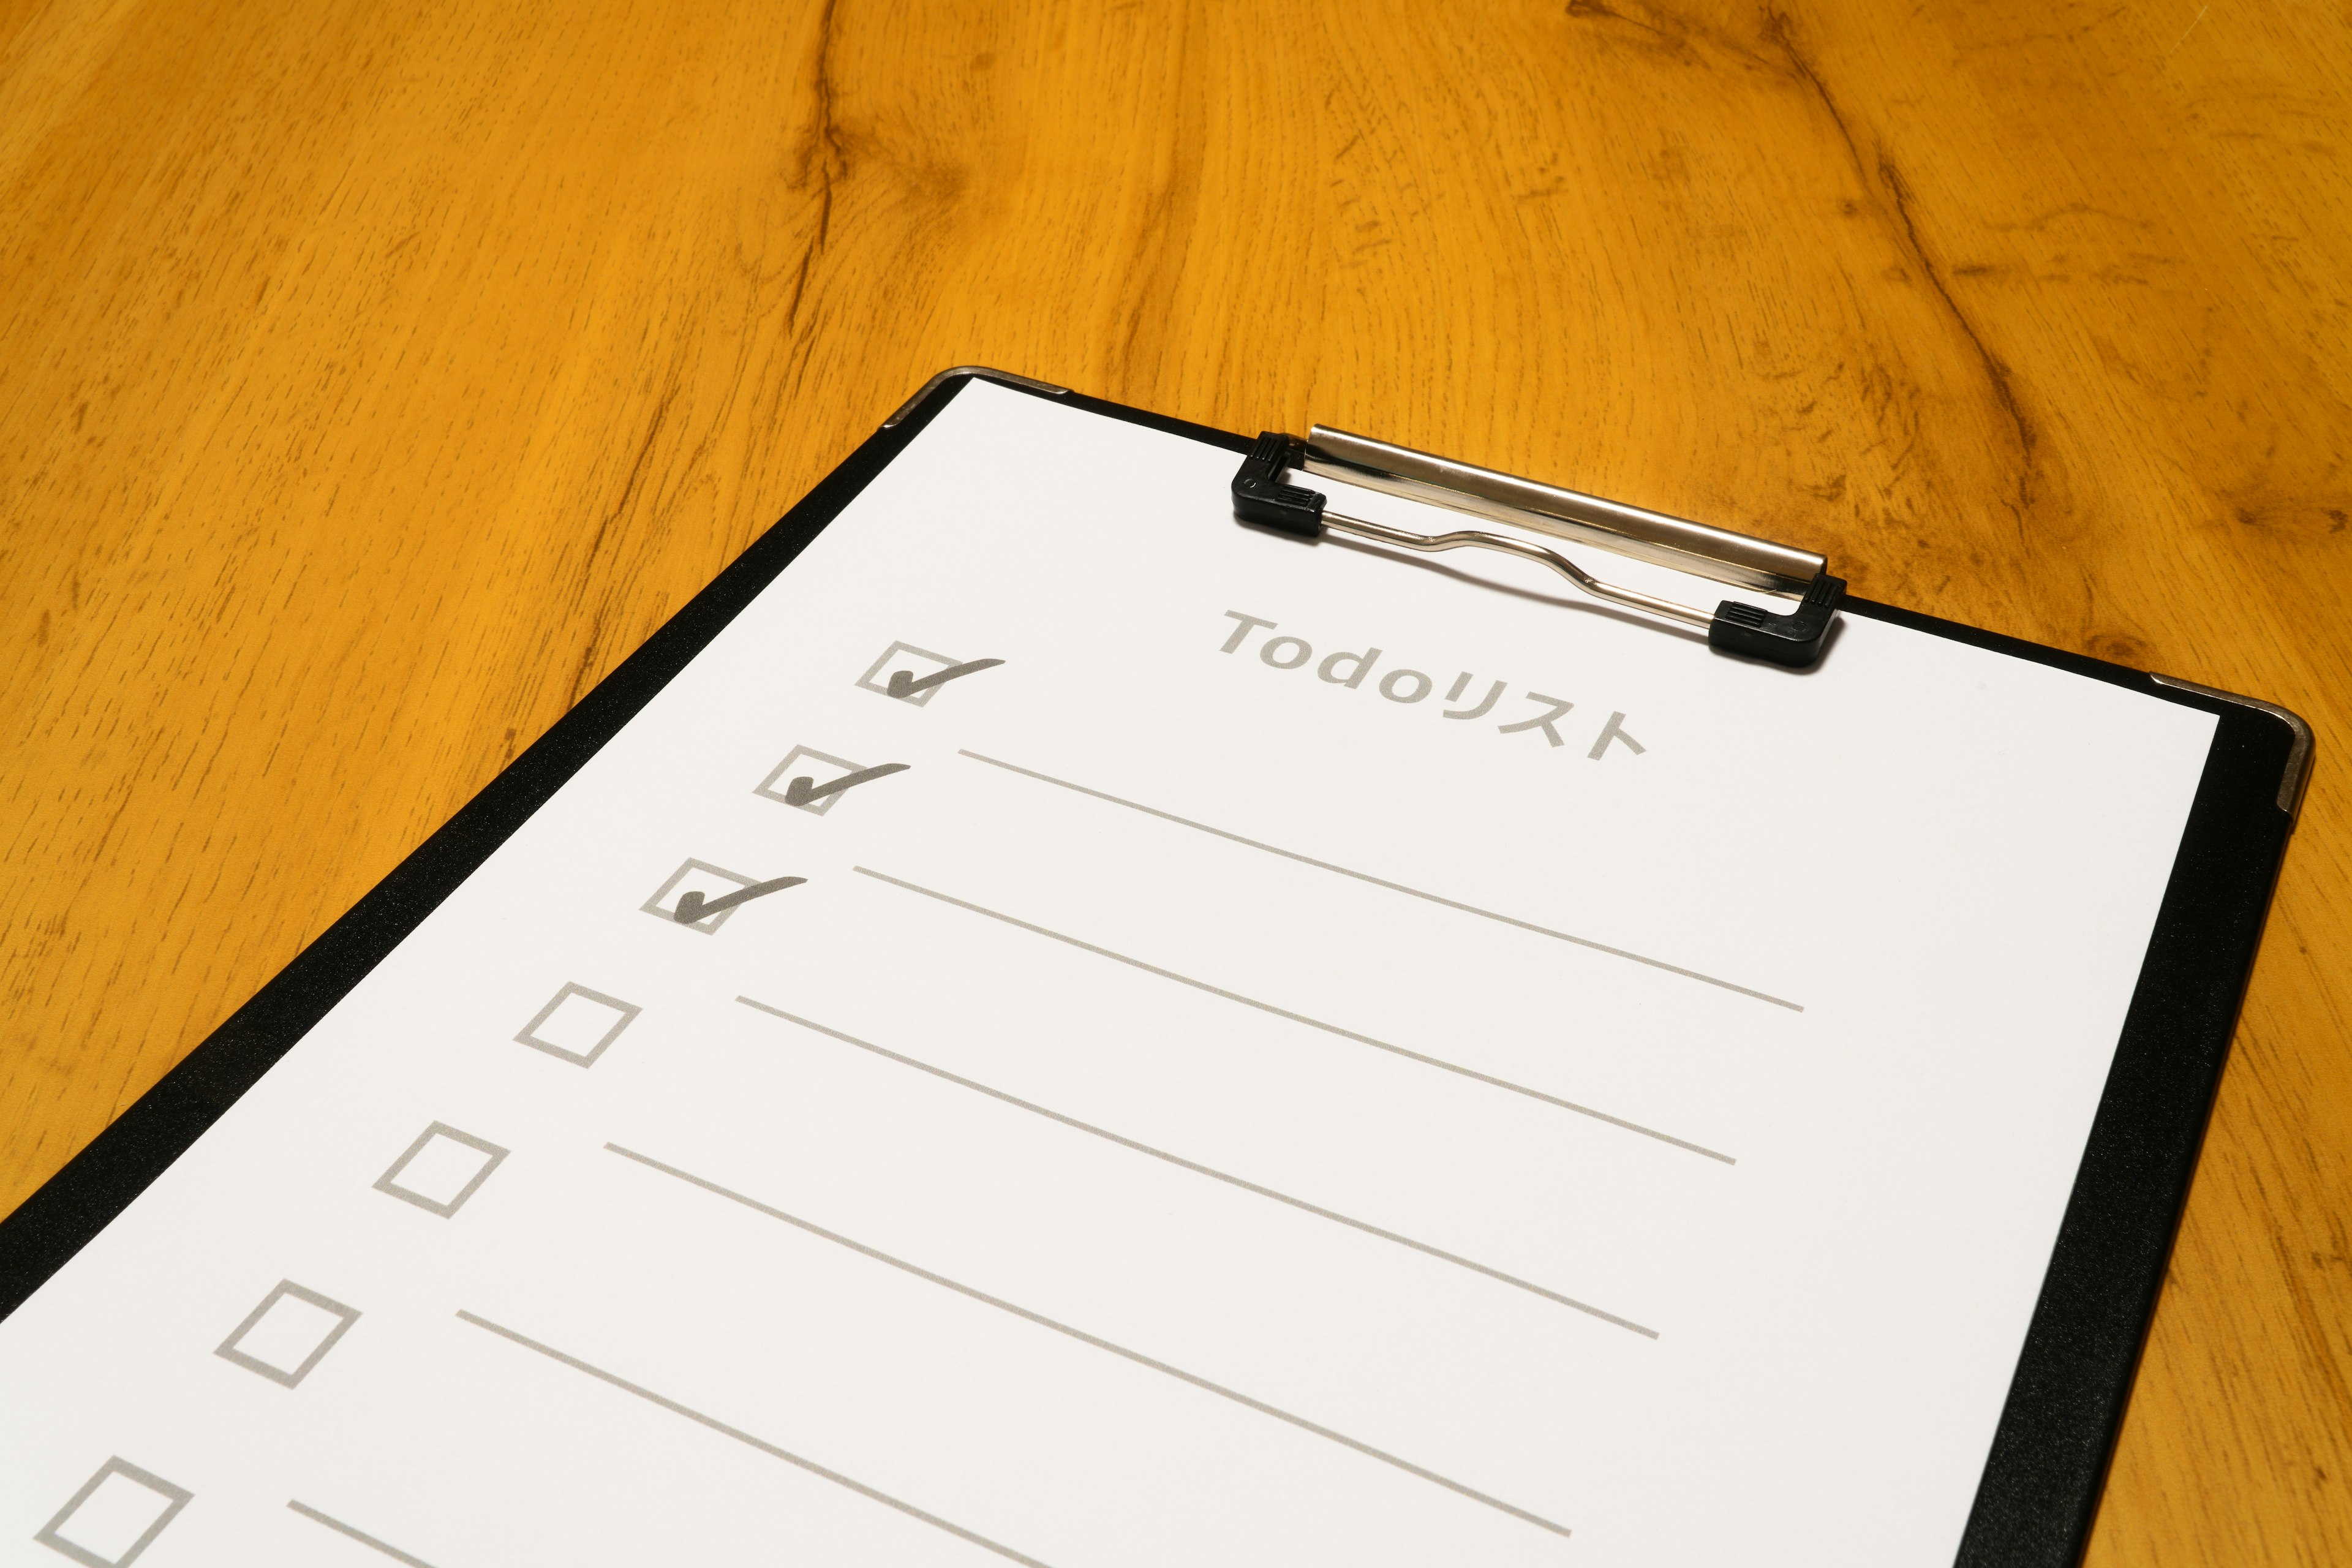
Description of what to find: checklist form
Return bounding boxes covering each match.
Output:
[1,383,2218,1567]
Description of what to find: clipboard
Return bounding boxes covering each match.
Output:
[0,366,2310,1568]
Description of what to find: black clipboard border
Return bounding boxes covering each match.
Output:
[1844,601,2304,1567]
[0,369,2307,1568]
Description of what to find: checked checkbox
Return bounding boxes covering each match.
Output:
[853,640,1003,707]
[641,858,802,932]
[754,746,909,816]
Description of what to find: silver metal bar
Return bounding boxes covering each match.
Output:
[1321,510,1715,630]
[2151,674,2316,823]
[1303,425,1822,597]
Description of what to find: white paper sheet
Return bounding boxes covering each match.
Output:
[0,382,2217,1567]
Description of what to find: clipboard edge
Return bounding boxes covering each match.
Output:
[882,365,1070,427]
[1844,595,2314,827]
[1947,680,2299,1568]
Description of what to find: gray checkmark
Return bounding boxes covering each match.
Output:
[783,763,910,808]
[887,658,1003,699]
[675,876,807,924]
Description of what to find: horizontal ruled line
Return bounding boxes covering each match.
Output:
[455,1309,1055,1567]
[606,1141,1577,1540]
[285,1502,439,1568]
[957,748,1802,1012]
[737,997,1659,1335]
[851,865,1735,1165]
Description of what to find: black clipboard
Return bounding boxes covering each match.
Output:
[0,366,2312,1567]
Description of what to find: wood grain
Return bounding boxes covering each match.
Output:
[2,0,2345,1559]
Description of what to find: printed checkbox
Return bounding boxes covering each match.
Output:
[514,982,641,1066]
[373,1122,509,1217]
[640,858,760,935]
[214,1281,360,1389]
[754,745,864,816]
[34,1458,190,1568]
[854,640,959,706]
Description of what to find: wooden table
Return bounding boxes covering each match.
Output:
[4,1,2344,1559]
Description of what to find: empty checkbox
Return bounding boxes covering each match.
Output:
[514,982,641,1065]
[34,1458,190,1568]
[640,858,760,934]
[854,639,959,706]
[373,1122,508,1217]
[214,1281,360,1389]
[754,745,864,816]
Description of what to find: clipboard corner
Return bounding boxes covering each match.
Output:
[2152,673,2316,824]
[881,365,1072,429]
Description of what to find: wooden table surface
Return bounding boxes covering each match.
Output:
[3,0,2345,1559]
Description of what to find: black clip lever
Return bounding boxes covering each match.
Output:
[1231,431,1325,538]
[1706,573,1844,667]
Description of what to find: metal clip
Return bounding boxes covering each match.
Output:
[1232,429,1844,668]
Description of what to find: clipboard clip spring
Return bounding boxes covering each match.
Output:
[1232,431,1844,669]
